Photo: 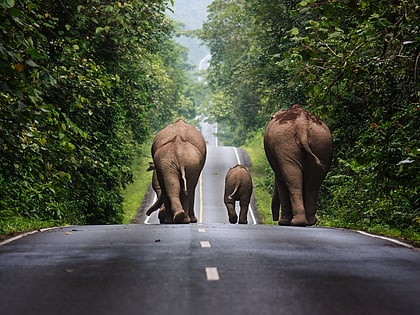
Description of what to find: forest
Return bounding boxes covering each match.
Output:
[0,0,199,232]
[1,0,419,241]
[200,0,419,239]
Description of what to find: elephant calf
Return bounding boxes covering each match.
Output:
[224,165,253,224]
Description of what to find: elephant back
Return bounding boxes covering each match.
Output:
[152,119,206,157]
[264,105,332,170]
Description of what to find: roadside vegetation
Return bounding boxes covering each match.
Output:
[0,0,196,235]
[1,0,419,246]
[201,0,419,244]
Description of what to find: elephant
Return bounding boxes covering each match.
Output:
[263,104,333,226]
[146,162,166,223]
[224,165,253,224]
[146,119,206,224]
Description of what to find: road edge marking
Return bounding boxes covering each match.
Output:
[144,193,157,224]
[357,230,414,248]
[0,227,63,247]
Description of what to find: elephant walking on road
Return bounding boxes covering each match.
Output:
[224,165,253,224]
[146,119,206,224]
[263,105,333,226]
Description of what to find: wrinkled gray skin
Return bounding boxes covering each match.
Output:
[146,119,206,224]
[263,105,333,226]
[146,162,166,223]
[224,165,253,224]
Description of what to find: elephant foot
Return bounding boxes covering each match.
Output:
[164,215,173,224]
[228,214,238,224]
[291,214,308,227]
[173,210,187,224]
[278,216,292,226]
[158,209,166,224]
[190,216,197,223]
[238,218,248,224]
[307,216,317,226]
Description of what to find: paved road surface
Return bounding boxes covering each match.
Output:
[1,224,419,315]
[1,142,419,315]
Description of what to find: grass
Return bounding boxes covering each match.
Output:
[0,216,59,241]
[121,142,153,224]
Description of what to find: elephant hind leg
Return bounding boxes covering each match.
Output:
[225,201,238,224]
[277,181,293,225]
[238,199,249,224]
[271,181,281,221]
[303,168,325,226]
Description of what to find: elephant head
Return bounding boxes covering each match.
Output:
[263,105,333,226]
[146,119,207,224]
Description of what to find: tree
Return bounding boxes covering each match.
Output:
[0,0,193,228]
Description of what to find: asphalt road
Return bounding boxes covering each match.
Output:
[1,223,419,315]
[1,140,419,314]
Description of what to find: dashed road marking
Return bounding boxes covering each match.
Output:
[198,228,206,233]
[205,267,220,281]
[200,241,211,248]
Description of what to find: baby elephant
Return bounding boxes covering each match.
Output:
[224,165,253,224]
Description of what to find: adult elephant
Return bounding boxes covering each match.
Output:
[263,105,333,226]
[146,119,206,224]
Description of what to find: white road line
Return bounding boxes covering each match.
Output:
[198,228,206,233]
[0,226,62,247]
[0,230,38,246]
[248,204,257,225]
[357,230,413,248]
[144,193,157,224]
[200,241,211,248]
[233,147,241,165]
[205,267,220,281]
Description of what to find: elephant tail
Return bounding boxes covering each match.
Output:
[146,193,164,216]
[180,166,188,196]
[228,180,240,200]
[297,127,325,170]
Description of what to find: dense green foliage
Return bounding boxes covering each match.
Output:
[200,0,419,235]
[0,0,196,232]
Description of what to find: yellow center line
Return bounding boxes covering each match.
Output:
[199,173,203,224]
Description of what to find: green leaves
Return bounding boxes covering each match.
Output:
[0,0,15,9]
[1,0,187,226]
[200,0,419,233]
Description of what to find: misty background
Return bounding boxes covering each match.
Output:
[166,0,212,68]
